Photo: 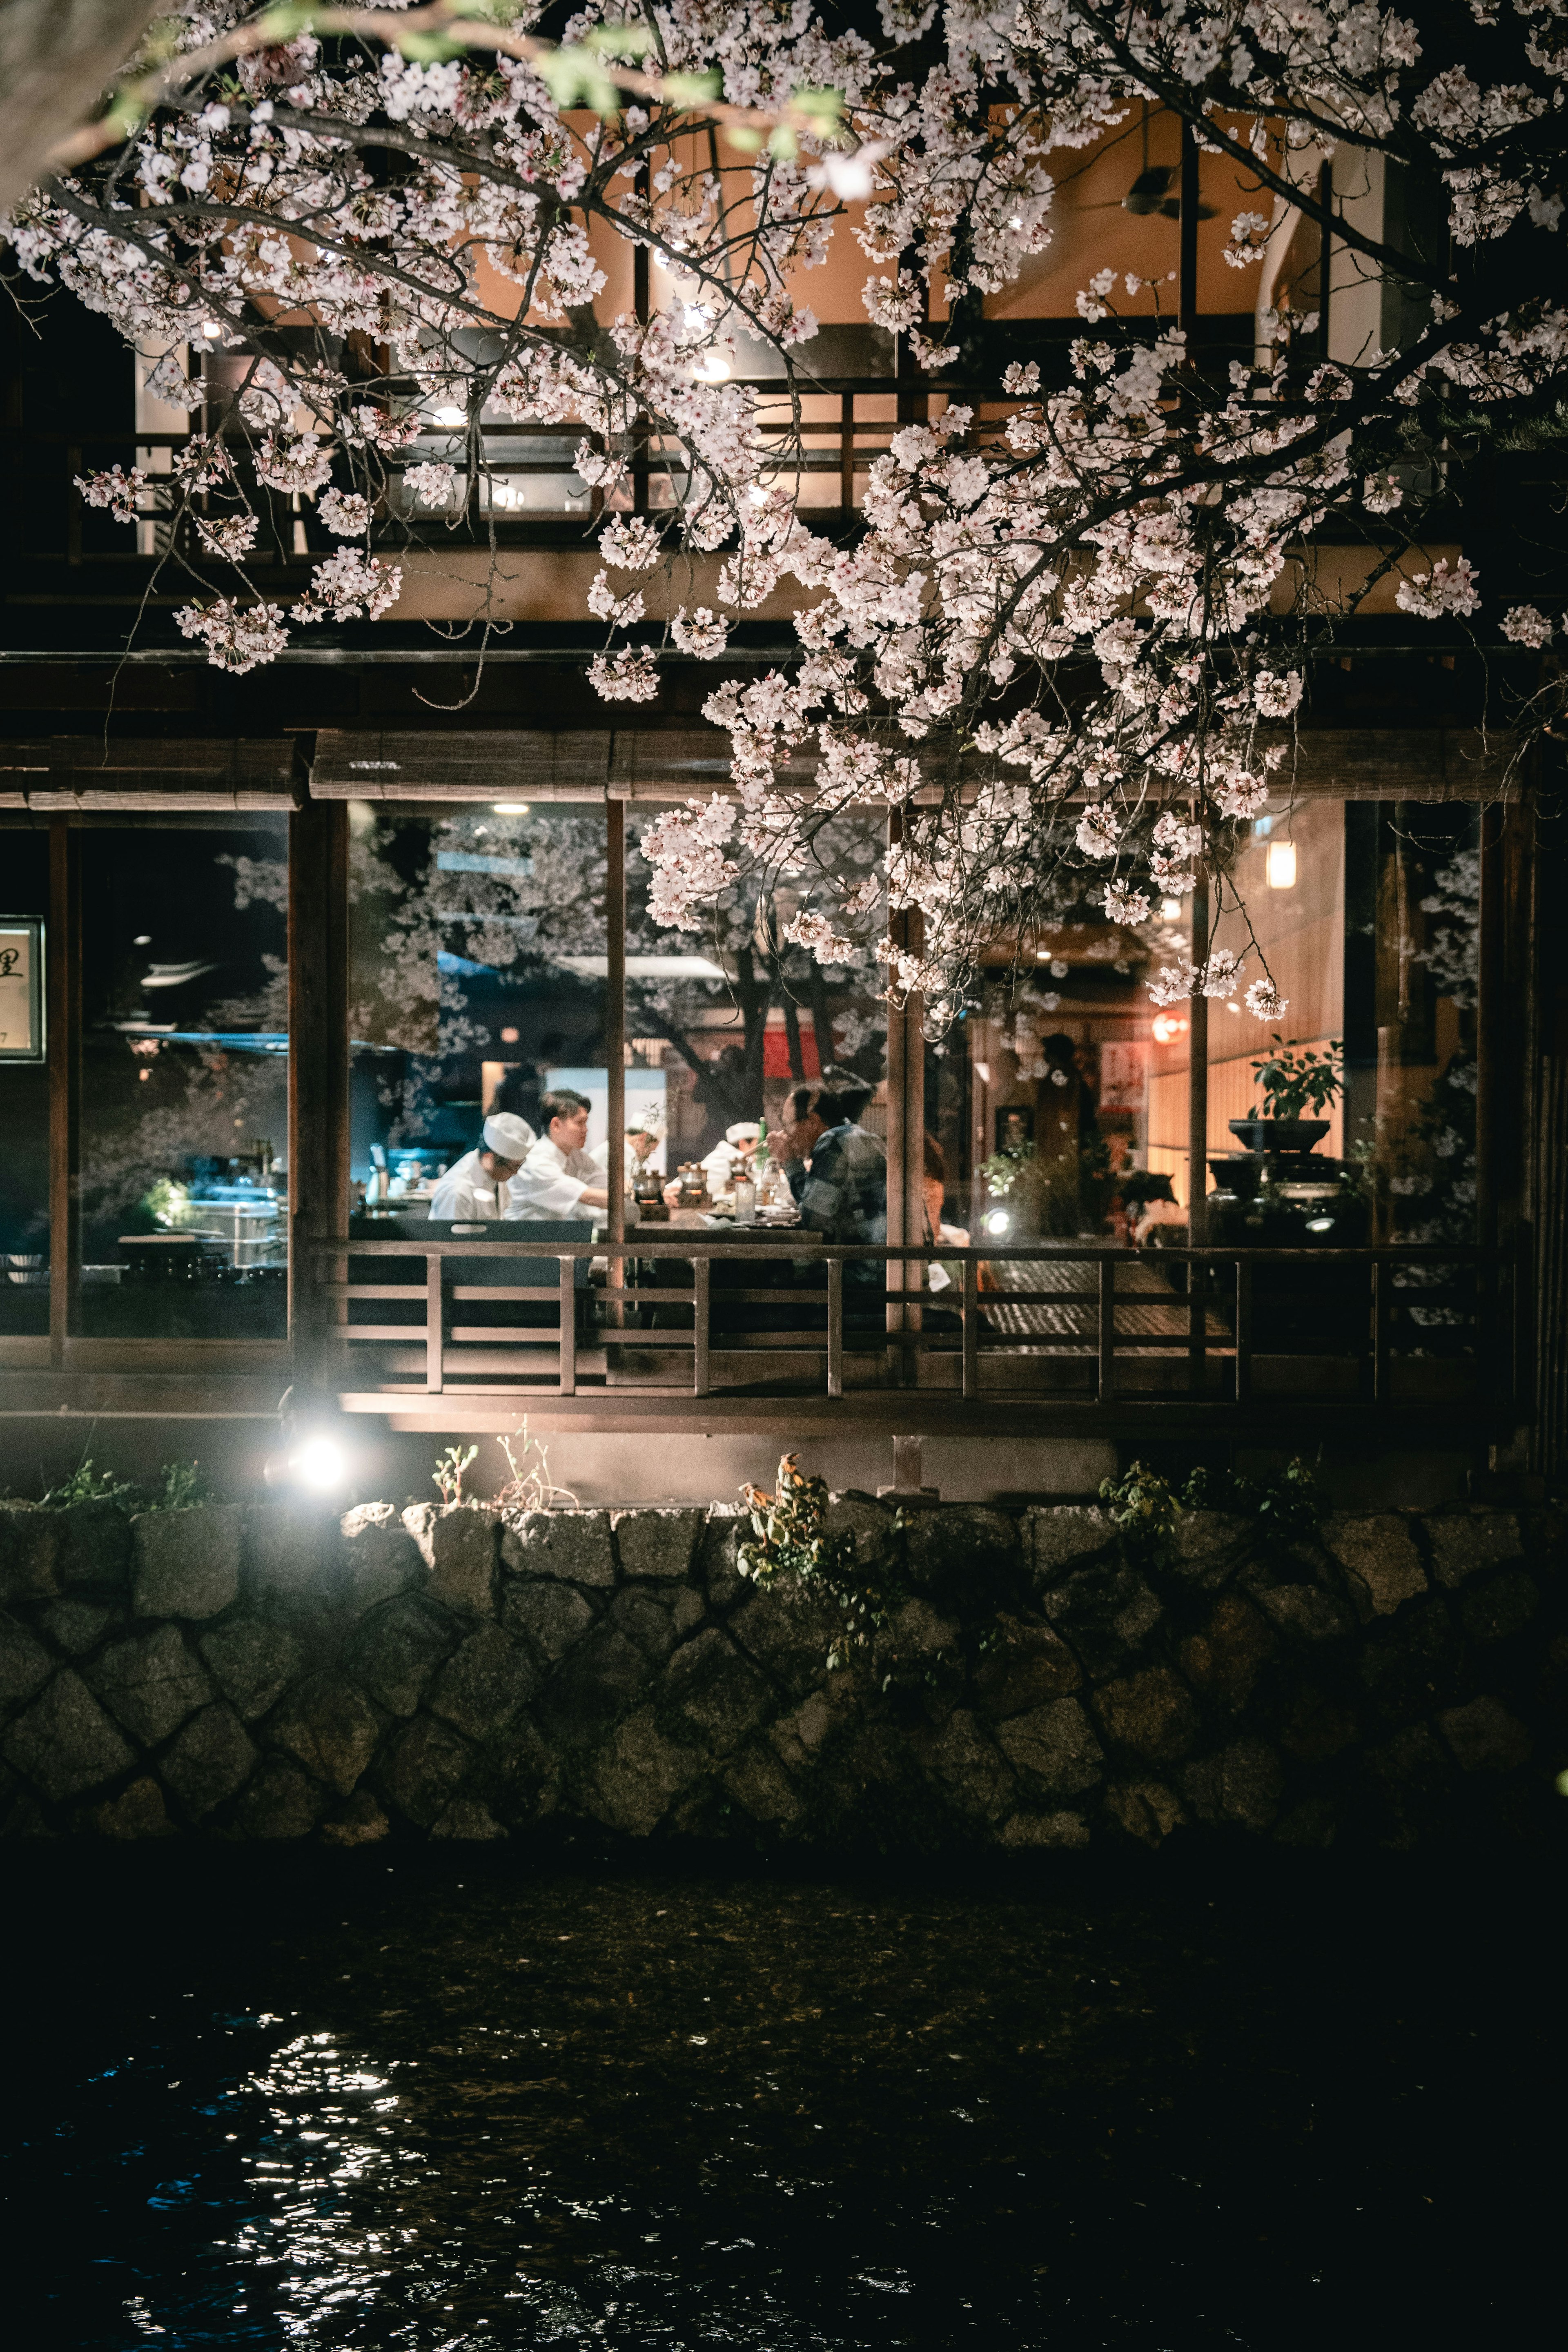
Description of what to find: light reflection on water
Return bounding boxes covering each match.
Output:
[2,1856,1553,2347]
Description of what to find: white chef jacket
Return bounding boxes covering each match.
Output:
[427,1148,512,1221]
[506,1134,600,1220]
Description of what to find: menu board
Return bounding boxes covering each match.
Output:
[0,922,44,1060]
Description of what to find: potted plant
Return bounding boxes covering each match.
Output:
[1230,1036,1345,1154]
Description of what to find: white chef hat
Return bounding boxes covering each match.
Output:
[482,1112,535,1158]
[724,1122,762,1145]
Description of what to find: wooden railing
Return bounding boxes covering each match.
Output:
[308,1235,1522,1421]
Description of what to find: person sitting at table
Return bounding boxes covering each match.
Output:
[505,1089,611,1221]
[774,1084,827,1203]
[797,1067,885,1282]
[426,1112,535,1221]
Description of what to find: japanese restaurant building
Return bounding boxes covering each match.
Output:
[0,136,1561,1511]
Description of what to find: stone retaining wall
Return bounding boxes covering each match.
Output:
[0,1495,1561,1849]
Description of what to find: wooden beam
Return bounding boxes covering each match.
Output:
[1187,866,1209,1245]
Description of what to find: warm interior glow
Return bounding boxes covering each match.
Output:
[1266,839,1298,890]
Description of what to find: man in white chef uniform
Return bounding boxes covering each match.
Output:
[506,1089,611,1221]
[426,1112,536,1221]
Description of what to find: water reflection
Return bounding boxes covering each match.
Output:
[3,1860,1553,2346]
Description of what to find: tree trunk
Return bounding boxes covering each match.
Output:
[0,0,163,221]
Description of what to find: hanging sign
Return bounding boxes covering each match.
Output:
[1098,1040,1149,1111]
[0,920,45,1061]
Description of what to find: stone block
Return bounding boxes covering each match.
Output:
[381,1714,472,1827]
[1278,1682,1359,1763]
[0,1609,55,1721]
[3,1669,135,1802]
[339,1505,426,1610]
[243,1505,334,1601]
[429,1627,537,1742]
[499,1577,597,1666]
[1356,1601,1468,1724]
[608,1582,706,1663]
[500,1510,617,1589]
[584,1702,706,1836]
[131,1507,243,1621]
[1092,1667,1200,1766]
[91,1776,175,1840]
[1103,1779,1186,1846]
[699,1507,747,1610]
[1456,1570,1539,1644]
[269,1673,383,1796]
[996,1696,1105,1799]
[1180,1737,1284,1830]
[158,1703,256,1819]
[533,1621,655,1748]
[971,1614,1081,1717]
[1258,1584,1350,1644]
[320,1791,391,1846]
[918,1707,1016,1825]
[1271,1797,1339,1848]
[728,1585,841,1699]
[612,1507,705,1581]
[1423,1512,1525,1590]
[1437,1695,1531,1773]
[821,1492,899,1570]
[0,1505,63,1601]
[1176,1594,1275,1712]
[403,1505,497,1615]
[40,1597,119,1656]
[723,1740,804,1828]
[998,1809,1091,1849]
[1039,1559,1163,1680]
[886,1597,960,1663]
[235,1759,326,1840]
[661,1627,774,1755]
[1026,1506,1118,1584]
[1324,1514,1426,1620]
[1169,1512,1251,1584]
[83,1624,213,1748]
[768,1689,838,1775]
[56,1501,133,1592]
[345,1595,457,1717]
[430,1797,508,1840]
[903,1507,1024,1616]
[198,1615,304,1722]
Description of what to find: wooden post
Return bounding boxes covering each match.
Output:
[840,390,855,514]
[884,809,925,1383]
[1475,797,1504,1252]
[1188,866,1209,1245]
[287,797,349,1388]
[47,819,80,1366]
[1179,120,1200,340]
[606,793,626,1252]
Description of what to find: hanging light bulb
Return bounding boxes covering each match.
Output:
[1266,838,1297,889]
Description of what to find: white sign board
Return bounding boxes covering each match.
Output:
[0,922,43,1061]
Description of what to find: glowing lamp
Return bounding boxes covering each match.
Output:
[1159,896,1183,920]
[492,802,530,813]
[1152,1012,1189,1045]
[983,1208,1011,1236]
[263,1385,356,1497]
[1266,839,1297,890]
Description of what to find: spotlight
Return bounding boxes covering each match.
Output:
[264,1385,355,1495]
[983,1208,1011,1236]
[492,802,530,813]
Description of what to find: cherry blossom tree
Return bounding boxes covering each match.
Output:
[7,0,1566,1023]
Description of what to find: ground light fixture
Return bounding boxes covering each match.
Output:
[983,1208,1011,1236]
[263,1385,356,1496]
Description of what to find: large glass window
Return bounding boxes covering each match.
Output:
[348,803,608,1204]
[78,822,289,1338]
[626,807,888,1188]
[0,829,51,1339]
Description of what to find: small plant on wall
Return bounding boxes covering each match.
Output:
[432,1445,478,1506]
[737,1454,893,1671]
[1250,1038,1345,1121]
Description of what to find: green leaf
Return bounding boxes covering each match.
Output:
[768,124,799,159]
[724,126,765,152]
[393,31,468,62]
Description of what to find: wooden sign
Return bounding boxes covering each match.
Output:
[0,920,44,1061]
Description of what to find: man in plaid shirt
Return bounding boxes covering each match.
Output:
[797,1067,886,1286]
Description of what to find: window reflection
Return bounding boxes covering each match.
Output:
[78,823,289,1338]
[0,830,50,1336]
[348,804,608,1213]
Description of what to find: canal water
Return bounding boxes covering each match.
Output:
[2,1850,1554,2347]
